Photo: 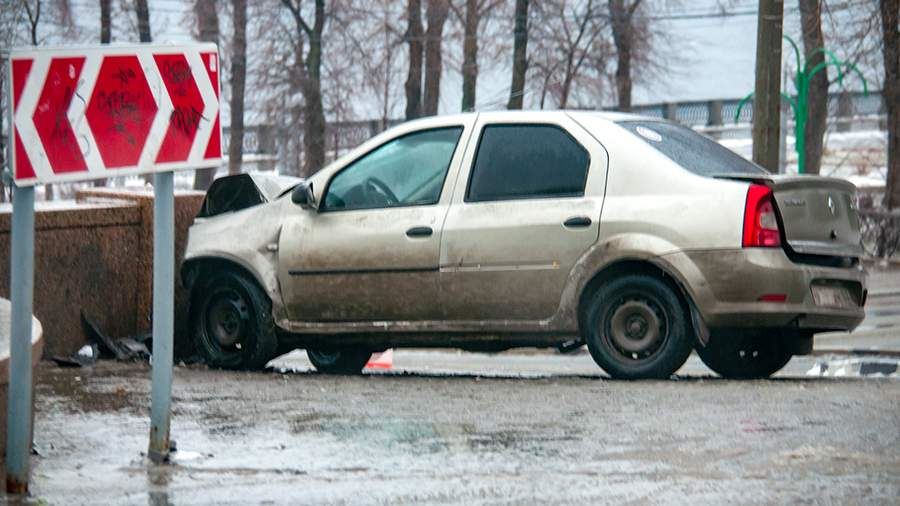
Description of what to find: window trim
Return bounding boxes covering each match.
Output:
[464,123,591,204]
[320,125,465,213]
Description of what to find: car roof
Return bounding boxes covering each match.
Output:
[403,110,663,128]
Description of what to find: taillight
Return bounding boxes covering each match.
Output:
[742,184,781,247]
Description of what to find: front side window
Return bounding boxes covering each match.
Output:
[323,127,463,211]
[466,124,590,202]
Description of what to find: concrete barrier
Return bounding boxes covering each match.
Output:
[0,188,203,358]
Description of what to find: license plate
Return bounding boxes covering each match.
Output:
[811,285,856,308]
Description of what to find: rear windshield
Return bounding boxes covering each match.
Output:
[617,120,768,176]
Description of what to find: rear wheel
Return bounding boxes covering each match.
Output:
[191,271,278,370]
[696,332,793,379]
[307,349,372,375]
[583,274,693,379]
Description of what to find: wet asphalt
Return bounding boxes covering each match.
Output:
[22,355,900,505]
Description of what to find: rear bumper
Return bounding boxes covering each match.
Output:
[659,248,866,332]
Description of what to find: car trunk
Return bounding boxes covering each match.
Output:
[716,174,863,259]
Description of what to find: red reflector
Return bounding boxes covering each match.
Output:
[743,184,782,248]
[758,294,787,302]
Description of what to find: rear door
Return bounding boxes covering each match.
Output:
[439,112,608,321]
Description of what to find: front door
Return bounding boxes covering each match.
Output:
[279,125,469,321]
[439,113,608,321]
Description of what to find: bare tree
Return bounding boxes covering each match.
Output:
[423,0,450,116]
[882,0,899,209]
[459,0,478,111]
[799,0,828,175]
[135,0,151,42]
[608,0,641,111]
[23,0,41,45]
[404,0,424,120]
[507,0,529,109]
[333,0,405,126]
[100,0,111,43]
[228,0,247,176]
[530,0,607,109]
[451,0,502,112]
[192,0,220,190]
[280,0,327,176]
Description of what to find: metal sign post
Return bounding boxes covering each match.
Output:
[5,43,221,490]
[6,184,34,494]
[148,171,174,462]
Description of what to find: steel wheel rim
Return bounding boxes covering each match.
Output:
[602,294,669,363]
[203,287,250,355]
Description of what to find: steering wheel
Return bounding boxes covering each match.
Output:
[364,177,399,206]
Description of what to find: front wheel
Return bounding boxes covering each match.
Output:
[307,349,372,375]
[696,333,793,379]
[191,271,278,370]
[583,274,693,379]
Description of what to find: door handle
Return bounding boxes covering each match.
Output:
[406,226,433,237]
[563,216,592,228]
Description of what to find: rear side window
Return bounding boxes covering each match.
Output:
[466,124,589,202]
[617,120,768,176]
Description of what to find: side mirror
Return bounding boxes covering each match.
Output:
[291,181,318,210]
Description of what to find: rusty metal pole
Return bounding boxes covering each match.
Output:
[148,171,174,462]
[752,0,784,171]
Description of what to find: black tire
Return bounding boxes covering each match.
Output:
[583,274,693,379]
[307,349,372,375]
[191,270,278,370]
[696,332,793,379]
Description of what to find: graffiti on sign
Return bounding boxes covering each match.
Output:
[7,44,223,186]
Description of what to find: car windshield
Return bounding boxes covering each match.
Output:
[617,120,768,176]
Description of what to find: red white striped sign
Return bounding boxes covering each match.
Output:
[7,43,222,186]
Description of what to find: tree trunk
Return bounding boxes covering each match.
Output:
[751,0,784,172]
[100,0,111,43]
[882,0,900,209]
[460,0,478,112]
[94,0,113,187]
[135,0,152,42]
[302,0,327,177]
[609,0,634,111]
[423,0,449,116]
[193,0,220,190]
[404,0,424,120]
[799,0,828,175]
[507,0,528,109]
[228,0,248,176]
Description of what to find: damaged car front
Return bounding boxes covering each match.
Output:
[181,173,301,369]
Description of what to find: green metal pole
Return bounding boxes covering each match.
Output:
[796,72,807,174]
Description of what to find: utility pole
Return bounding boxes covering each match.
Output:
[752,0,784,171]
